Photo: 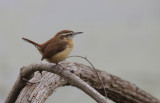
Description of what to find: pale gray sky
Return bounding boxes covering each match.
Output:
[0,0,160,102]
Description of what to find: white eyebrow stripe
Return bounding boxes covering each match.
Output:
[61,33,70,36]
[61,32,73,36]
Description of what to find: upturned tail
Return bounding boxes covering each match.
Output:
[22,37,40,48]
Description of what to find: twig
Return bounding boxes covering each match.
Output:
[67,55,107,98]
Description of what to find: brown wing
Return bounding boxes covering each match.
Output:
[41,40,67,60]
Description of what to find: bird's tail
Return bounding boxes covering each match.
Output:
[22,37,40,49]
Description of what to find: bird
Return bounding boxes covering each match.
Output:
[22,30,83,64]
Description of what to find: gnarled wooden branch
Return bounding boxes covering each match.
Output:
[5,62,108,103]
[5,62,160,103]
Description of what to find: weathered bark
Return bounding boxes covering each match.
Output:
[5,62,108,103]
[5,62,160,103]
[16,71,67,103]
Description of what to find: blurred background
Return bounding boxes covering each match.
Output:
[0,0,160,103]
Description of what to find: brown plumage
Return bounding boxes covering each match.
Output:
[22,30,83,64]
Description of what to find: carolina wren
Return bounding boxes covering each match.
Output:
[22,30,83,64]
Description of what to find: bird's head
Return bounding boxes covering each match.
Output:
[55,30,83,40]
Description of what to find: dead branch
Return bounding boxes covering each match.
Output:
[5,62,108,103]
[5,62,160,103]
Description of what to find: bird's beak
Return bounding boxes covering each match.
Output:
[73,32,83,35]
